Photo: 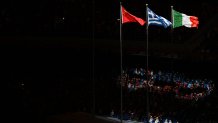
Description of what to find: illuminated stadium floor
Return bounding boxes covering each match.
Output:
[46,112,117,123]
[46,112,147,123]
[46,112,174,123]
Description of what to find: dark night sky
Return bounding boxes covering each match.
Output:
[0,0,217,58]
[0,0,217,36]
[2,0,218,123]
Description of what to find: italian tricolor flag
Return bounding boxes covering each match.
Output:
[173,9,199,28]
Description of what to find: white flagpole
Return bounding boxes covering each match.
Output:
[171,6,174,43]
[170,6,174,70]
[145,4,150,122]
[120,2,123,123]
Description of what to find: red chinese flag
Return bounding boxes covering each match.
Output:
[121,6,146,26]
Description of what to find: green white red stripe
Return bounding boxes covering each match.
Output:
[173,9,199,28]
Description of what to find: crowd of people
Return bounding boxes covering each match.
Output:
[109,110,179,123]
[119,67,214,100]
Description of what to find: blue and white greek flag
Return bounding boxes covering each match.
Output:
[147,7,172,28]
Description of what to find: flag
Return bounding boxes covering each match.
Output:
[173,9,199,28]
[121,6,146,26]
[147,7,172,28]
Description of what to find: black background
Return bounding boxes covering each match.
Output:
[2,0,218,123]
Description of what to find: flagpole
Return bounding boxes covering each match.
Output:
[171,6,174,43]
[145,4,150,122]
[170,6,174,70]
[120,2,123,123]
